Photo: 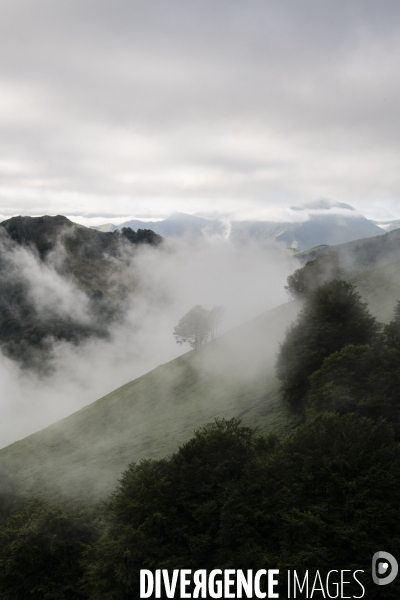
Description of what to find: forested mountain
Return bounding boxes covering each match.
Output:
[0,216,162,367]
[2,218,400,501]
[1,241,400,597]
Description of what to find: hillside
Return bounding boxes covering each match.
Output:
[2,220,400,502]
[0,300,300,502]
[2,247,400,502]
[297,226,400,276]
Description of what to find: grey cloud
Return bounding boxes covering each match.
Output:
[0,1,400,218]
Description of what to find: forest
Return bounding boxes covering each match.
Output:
[0,274,399,599]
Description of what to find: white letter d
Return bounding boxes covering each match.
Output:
[140,570,154,598]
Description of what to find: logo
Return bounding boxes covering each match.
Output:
[372,552,398,586]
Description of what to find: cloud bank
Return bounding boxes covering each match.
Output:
[0,1,400,220]
[0,233,296,447]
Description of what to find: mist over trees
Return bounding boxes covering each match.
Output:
[173,305,224,350]
[1,275,400,597]
[2,238,400,597]
[276,280,380,411]
[0,216,164,370]
[285,251,341,298]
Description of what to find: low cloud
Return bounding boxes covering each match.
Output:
[0,231,297,448]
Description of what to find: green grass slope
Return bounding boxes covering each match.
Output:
[2,255,400,504]
[0,301,300,502]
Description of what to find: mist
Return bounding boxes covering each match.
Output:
[0,232,297,448]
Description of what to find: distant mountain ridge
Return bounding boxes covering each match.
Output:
[94,201,386,250]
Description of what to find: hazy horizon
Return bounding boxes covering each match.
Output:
[0,199,395,229]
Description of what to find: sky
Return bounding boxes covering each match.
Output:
[1,0,400,224]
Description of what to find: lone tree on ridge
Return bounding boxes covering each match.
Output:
[173,305,225,351]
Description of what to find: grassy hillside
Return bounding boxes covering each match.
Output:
[0,300,300,502]
[2,248,400,503]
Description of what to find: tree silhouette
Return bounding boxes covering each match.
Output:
[173,305,224,350]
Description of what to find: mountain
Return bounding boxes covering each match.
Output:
[0,216,163,367]
[99,201,384,250]
[2,215,400,502]
[3,223,400,501]
[1,215,162,267]
[115,212,225,238]
[271,200,384,249]
[229,200,383,249]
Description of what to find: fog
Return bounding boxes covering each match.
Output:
[0,232,297,448]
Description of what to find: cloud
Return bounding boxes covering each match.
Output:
[0,232,297,447]
[0,1,399,219]
[11,245,92,324]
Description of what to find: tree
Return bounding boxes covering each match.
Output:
[84,419,268,599]
[221,412,400,598]
[0,502,97,599]
[304,301,400,436]
[173,305,224,350]
[285,251,341,299]
[85,415,400,599]
[384,300,400,350]
[276,280,380,411]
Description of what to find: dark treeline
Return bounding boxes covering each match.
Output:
[1,277,400,598]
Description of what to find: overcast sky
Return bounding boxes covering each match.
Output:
[1,0,400,223]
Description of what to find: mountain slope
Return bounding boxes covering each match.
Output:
[2,221,400,502]
[2,246,400,502]
[298,227,400,276]
[0,300,300,501]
